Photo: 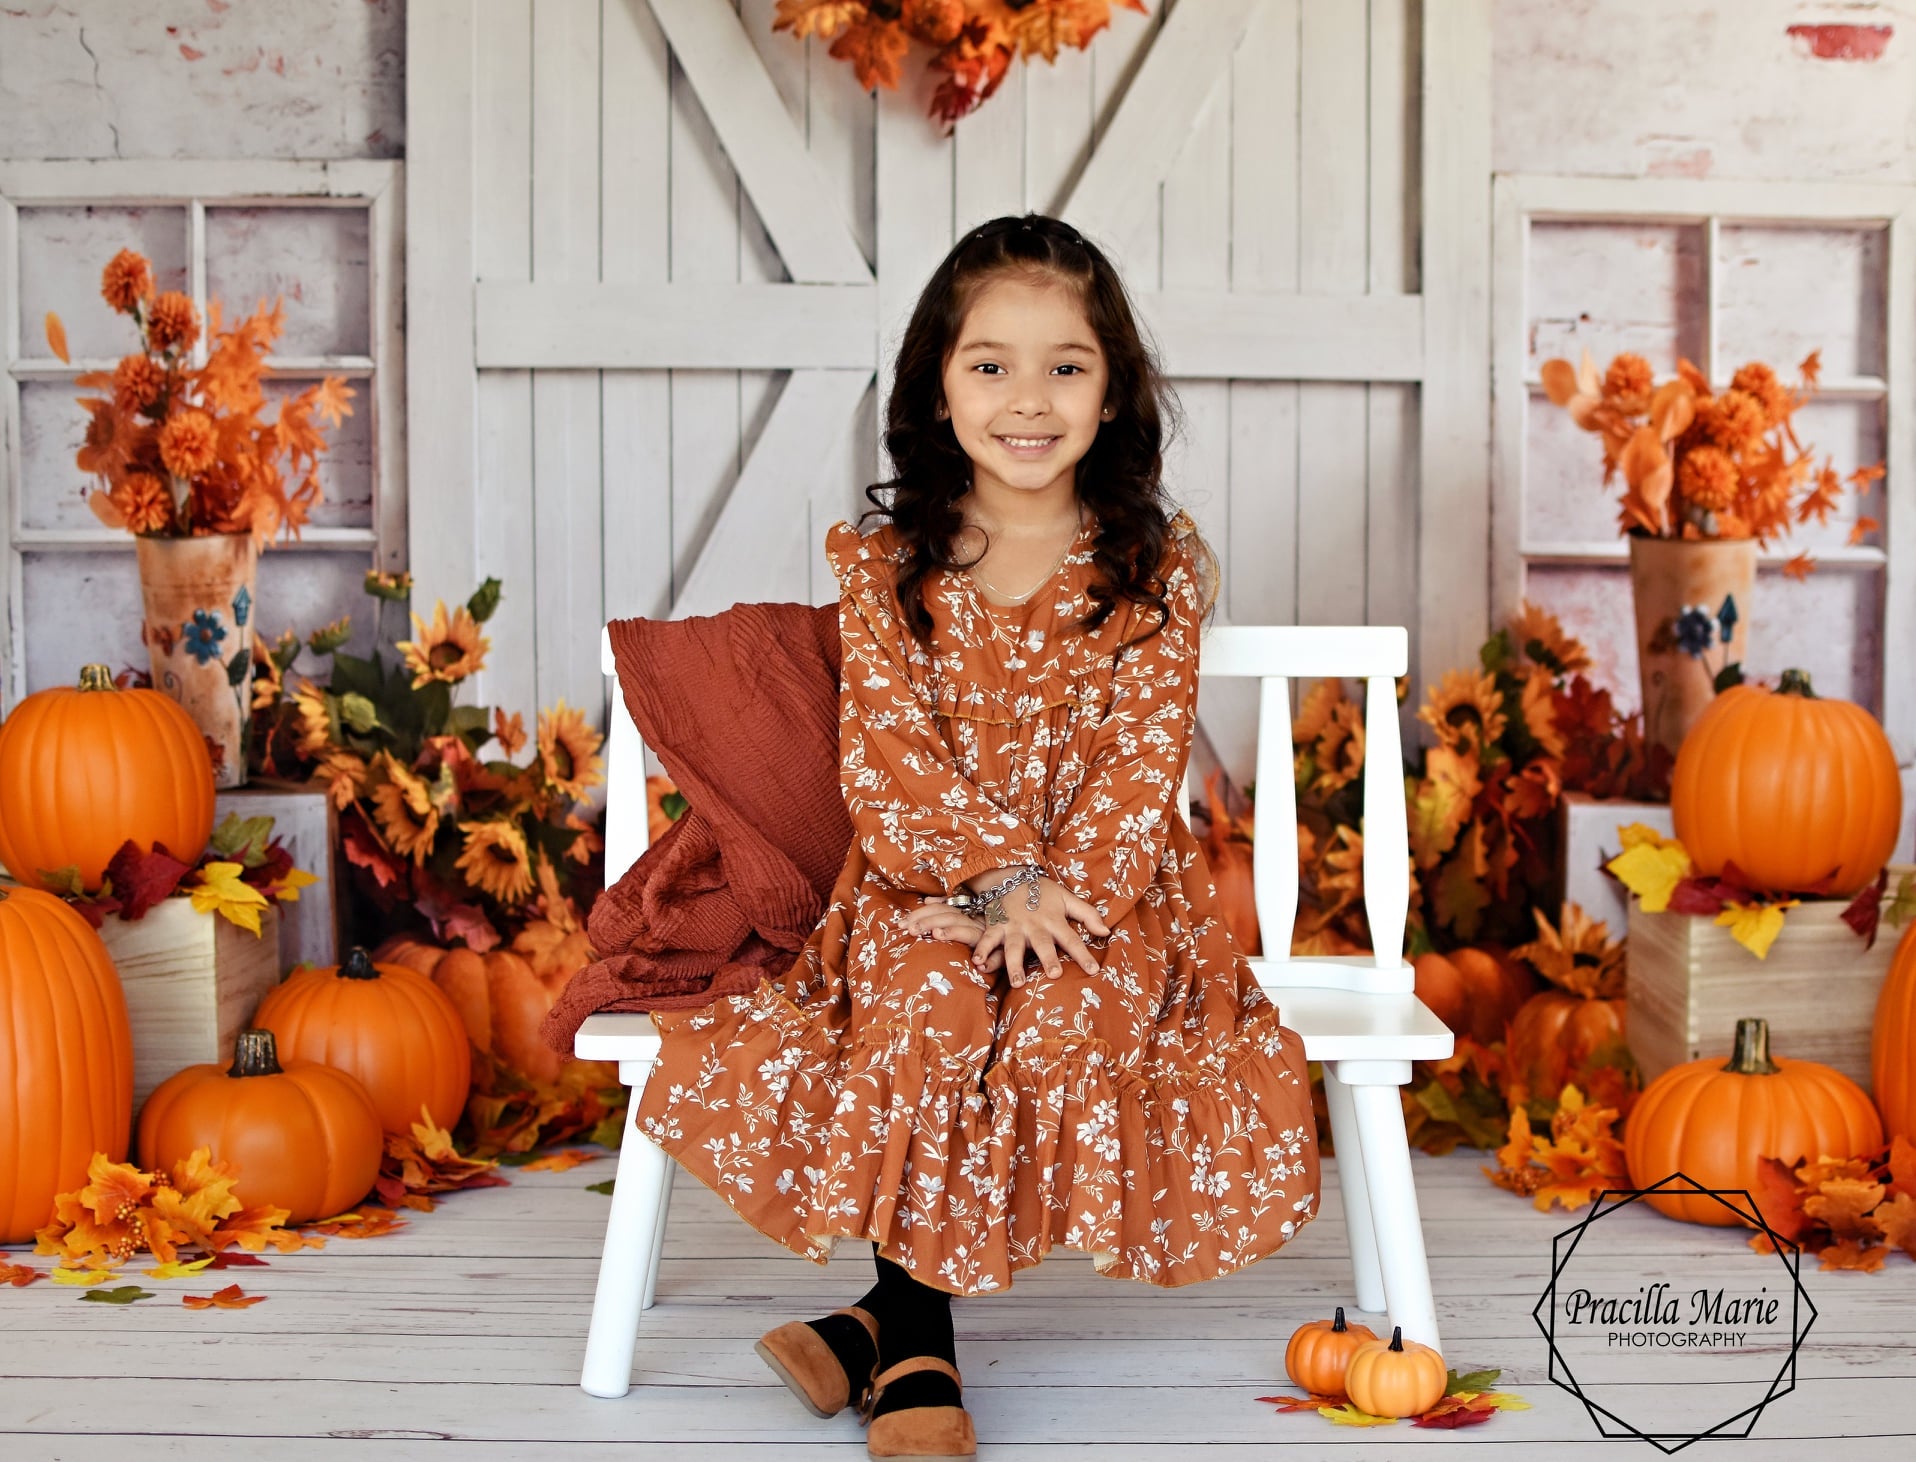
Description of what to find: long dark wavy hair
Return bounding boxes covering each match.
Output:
[860,212,1186,647]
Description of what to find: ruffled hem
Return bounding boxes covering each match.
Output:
[633,979,1320,1297]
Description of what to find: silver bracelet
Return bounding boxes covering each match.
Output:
[948,864,1046,915]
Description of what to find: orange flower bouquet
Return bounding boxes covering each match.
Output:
[47,248,354,544]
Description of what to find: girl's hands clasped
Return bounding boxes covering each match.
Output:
[902,873,1111,988]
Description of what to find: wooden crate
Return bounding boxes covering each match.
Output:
[215,779,340,970]
[1625,869,1911,1092]
[95,898,284,1112]
[1553,792,1674,937]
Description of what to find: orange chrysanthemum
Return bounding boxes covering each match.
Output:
[1418,669,1507,753]
[1602,352,1654,414]
[113,472,173,535]
[158,409,218,479]
[145,290,200,353]
[1696,388,1766,452]
[1729,360,1792,428]
[100,248,155,313]
[1509,601,1592,676]
[112,353,166,414]
[1677,444,1739,512]
[370,752,440,865]
[455,819,535,904]
[536,700,606,803]
[397,602,490,689]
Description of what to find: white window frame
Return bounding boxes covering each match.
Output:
[1491,172,1916,760]
[0,158,406,714]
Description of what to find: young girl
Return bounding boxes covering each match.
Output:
[632,213,1319,1459]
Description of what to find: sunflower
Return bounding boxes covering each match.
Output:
[370,752,440,866]
[454,818,534,904]
[397,601,489,688]
[315,750,369,812]
[100,249,155,313]
[1509,601,1591,676]
[158,409,218,479]
[292,682,334,757]
[1521,667,1566,758]
[144,290,200,353]
[537,700,606,801]
[1416,669,1507,752]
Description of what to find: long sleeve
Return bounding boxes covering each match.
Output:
[835,542,1047,896]
[1041,531,1205,924]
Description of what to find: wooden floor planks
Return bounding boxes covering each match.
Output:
[3,1149,1913,1460]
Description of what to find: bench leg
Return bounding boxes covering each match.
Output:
[1343,1067,1442,1354]
[640,1164,673,1311]
[1321,1064,1386,1314]
[581,1077,669,1398]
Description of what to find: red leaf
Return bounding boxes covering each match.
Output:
[340,811,406,890]
[207,1251,269,1270]
[105,839,192,920]
[1413,1405,1496,1429]
[1666,878,1728,916]
[1752,1154,1810,1242]
[1841,868,1890,949]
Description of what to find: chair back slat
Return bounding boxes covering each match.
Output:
[1251,675,1298,960]
[602,626,651,886]
[1361,673,1410,970]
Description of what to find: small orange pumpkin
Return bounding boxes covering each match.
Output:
[1872,922,1916,1142]
[0,664,215,893]
[1504,906,1630,1106]
[254,947,471,1134]
[1412,947,1537,1046]
[137,1028,382,1224]
[1284,1306,1379,1394]
[1625,1017,1883,1225]
[1672,669,1901,896]
[0,885,134,1242]
[1344,1326,1448,1419]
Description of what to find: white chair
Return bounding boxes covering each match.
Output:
[574,622,1455,1399]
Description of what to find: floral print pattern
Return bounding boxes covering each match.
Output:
[634,510,1320,1296]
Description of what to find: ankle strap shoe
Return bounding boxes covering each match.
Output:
[863,1356,977,1460]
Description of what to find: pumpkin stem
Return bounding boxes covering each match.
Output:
[77,664,115,692]
[1332,1306,1348,1333]
[340,947,381,981]
[229,1028,284,1078]
[1725,1017,1781,1075]
[1777,668,1816,698]
[1388,1326,1404,1352]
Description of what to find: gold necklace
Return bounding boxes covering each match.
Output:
[967,511,1084,606]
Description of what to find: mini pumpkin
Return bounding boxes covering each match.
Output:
[137,1028,382,1224]
[1284,1306,1379,1395]
[1412,947,1537,1046]
[253,947,471,1134]
[1624,1017,1883,1225]
[1671,668,1901,896]
[0,664,215,893]
[1344,1326,1448,1419]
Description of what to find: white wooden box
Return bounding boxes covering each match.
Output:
[1625,871,1910,1092]
[1555,792,1675,936]
[215,780,339,970]
[96,898,284,1113]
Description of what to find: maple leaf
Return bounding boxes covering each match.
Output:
[143,1256,216,1280]
[1714,900,1794,959]
[3,1263,43,1287]
[1884,871,1916,931]
[1320,1401,1398,1427]
[1874,1191,1916,1257]
[187,861,271,934]
[1842,867,1891,948]
[1257,1392,1345,1413]
[305,1205,408,1240]
[773,0,866,40]
[49,1265,114,1286]
[1887,1134,1916,1201]
[1605,826,1692,912]
[1413,1402,1495,1429]
[1849,515,1881,546]
[1817,1238,1886,1272]
[207,1251,268,1270]
[265,865,320,903]
[830,14,911,91]
[1751,1155,1809,1242]
[205,1201,295,1253]
[103,838,192,919]
[80,1285,155,1304]
[311,376,356,429]
[182,1282,266,1310]
[1781,552,1815,581]
[521,1148,600,1174]
[1803,1177,1886,1242]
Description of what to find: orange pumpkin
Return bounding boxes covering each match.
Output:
[0,885,134,1242]
[138,1028,382,1224]
[1507,991,1627,1105]
[1344,1326,1448,1419]
[1672,669,1901,896]
[1284,1307,1379,1394]
[1624,1017,1883,1225]
[375,928,612,1089]
[1871,922,1916,1143]
[0,664,215,893]
[254,947,471,1134]
[1412,947,1536,1046]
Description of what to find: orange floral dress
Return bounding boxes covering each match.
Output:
[632,509,1320,1296]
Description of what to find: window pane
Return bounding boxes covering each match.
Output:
[205,205,372,358]
[16,206,188,360]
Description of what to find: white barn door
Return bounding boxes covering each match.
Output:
[406,0,1492,770]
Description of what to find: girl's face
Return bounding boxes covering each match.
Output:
[939,272,1110,504]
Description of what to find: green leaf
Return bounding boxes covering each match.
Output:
[225,646,251,688]
[585,1179,616,1195]
[271,629,304,674]
[467,577,504,624]
[208,813,276,867]
[1478,628,1514,675]
[1713,660,1745,693]
[327,650,385,702]
[1885,871,1916,931]
[34,866,88,897]
[307,618,353,655]
[660,791,688,822]
[338,692,380,735]
[447,704,492,742]
[1446,1368,1502,1396]
[81,1285,155,1304]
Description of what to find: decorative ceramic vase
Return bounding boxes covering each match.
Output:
[1627,535,1756,763]
[135,532,258,789]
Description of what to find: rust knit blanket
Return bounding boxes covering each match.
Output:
[538,602,850,1053]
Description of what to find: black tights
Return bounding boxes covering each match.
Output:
[805,1245,960,1417]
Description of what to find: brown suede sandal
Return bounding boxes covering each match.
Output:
[861,1355,977,1461]
[754,1306,881,1418]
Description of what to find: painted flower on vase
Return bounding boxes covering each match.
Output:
[1671,605,1717,657]
[181,608,227,666]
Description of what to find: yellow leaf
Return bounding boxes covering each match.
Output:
[1321,1401,1399,1427]
[269,866,320,903]
[1616,821,1679,852]
[1715,901,1795,959]
[1479,1392,1532,1411]
[143,1256,216,1280]
[187,861,270,934]
[45,312,70,363]
[1606,838,1692,913]
[50,1266,113,1286]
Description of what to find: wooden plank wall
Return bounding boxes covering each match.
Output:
[465,0,1427,782]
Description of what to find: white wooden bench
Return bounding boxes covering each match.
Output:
[575,622,1455,1398]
